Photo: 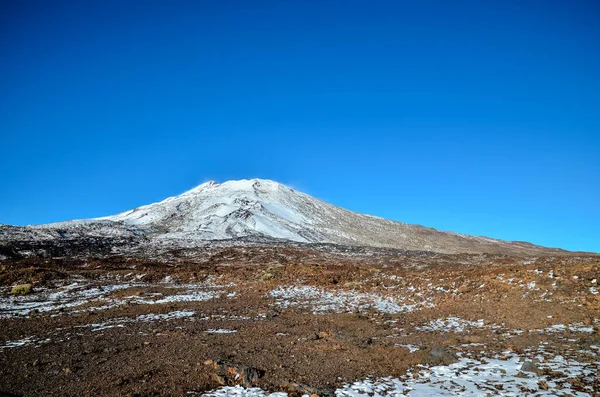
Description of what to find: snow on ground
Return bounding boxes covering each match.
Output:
[134,310,196,322]
[410,317,600,338]
[193,386,287,397]
[415,317,490,333]
[0,336,52,351]
[80,311,194,329]
[196,347,599,396]
[131,291,220,305]
[539,322,596,334]
[197,314,254,321]
[0,279,233,318]
[1,310,252,351]
[2,310,198,349]
[395,344,420,353]
[269,285,433,314]
[335,351,598,396]
[0,282,133,318]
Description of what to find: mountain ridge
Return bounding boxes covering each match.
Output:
[1,179,587,255]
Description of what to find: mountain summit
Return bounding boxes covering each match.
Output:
[99,179,324,242]
[83,178,563,255]
[5,178,573,255]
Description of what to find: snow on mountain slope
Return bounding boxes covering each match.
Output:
[89,178,565,255]
[5,178,572,255]
[98,179,323,243]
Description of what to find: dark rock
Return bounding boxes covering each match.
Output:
[335,332,353,340]
[427,347,459,365]
[46,368,60,376]
[211,374,226,386]
[265,309,279,318]
[208,361,265,387]
[298,334,319,342]
[520,361,539,374]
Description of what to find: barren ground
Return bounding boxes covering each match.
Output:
[1,244,599,396]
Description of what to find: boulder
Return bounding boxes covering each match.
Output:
[427,347,459,365]
[520,360,539,374]
[206,361,265,387]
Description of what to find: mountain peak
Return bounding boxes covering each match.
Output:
[182,178,286,197]
[97,178,312,242]
[29,178,573,255]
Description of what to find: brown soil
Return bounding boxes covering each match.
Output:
[0,245,599,396]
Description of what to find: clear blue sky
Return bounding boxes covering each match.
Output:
[1,0,598,252]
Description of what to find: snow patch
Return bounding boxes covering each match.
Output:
[196,349,600,396]
[415,317,490,333]
[0,279,231,319]
[0,336,51,350]
[195,385,286,397]
[269,285,433,314]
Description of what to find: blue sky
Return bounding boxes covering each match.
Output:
[1,0,598,252]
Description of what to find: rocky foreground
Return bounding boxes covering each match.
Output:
[1,242,599,396]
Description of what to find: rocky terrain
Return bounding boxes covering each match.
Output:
[0,239,599,396]
[1,179,598,396]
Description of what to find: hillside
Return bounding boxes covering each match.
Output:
[2,178,576,256]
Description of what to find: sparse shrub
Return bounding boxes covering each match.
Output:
[260,273,274,281]
[343,281,362,289]
[11,284,32,295]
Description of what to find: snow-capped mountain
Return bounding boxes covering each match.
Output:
[2,179,573,255]
[99,179,327,243]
